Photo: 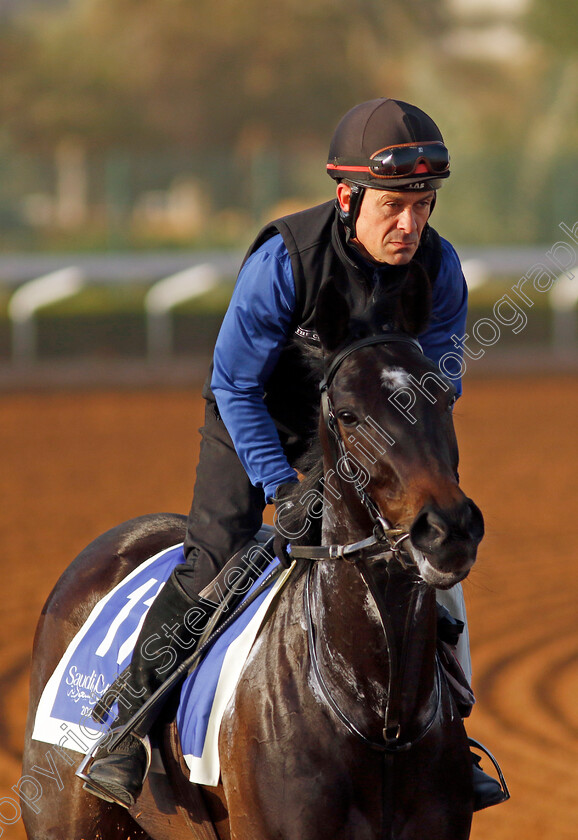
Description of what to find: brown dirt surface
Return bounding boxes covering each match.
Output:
[1,375,577,839]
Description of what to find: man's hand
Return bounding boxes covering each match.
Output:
[272,481,299,511]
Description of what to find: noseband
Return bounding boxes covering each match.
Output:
[291,332,422,564]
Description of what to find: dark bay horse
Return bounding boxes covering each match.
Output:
[22,270,484,840]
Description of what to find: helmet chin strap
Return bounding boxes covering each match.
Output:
[336,183,365,242]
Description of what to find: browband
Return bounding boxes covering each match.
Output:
[320,333,423,391]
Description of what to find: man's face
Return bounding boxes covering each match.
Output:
[337,183,435,265]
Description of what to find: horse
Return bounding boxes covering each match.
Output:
[22,268,485,840]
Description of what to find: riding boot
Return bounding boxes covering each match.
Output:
[436,604,510,811]
[471,747,510,811]
[83,570,216,809]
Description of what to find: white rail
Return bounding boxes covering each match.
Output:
[145,264,220,360]
[549,271,578,349]
[8,267,85,363]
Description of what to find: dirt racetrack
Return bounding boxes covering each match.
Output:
[1,373,577,839]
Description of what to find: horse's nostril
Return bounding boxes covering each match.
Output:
[467,499,485,543]
[410,507,449,552]
[410,499,485,558]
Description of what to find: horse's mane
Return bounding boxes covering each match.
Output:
[277,262,432,545]
[276,337,326,544]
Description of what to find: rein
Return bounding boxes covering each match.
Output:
[291,331,441,754]
[304,560,442,753]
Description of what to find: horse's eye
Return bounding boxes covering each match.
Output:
[337,410,359,426]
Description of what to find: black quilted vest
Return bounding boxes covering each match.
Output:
[207,200,442,447]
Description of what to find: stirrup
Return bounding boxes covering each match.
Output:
[468,737,510,803]
[76,727,152,808]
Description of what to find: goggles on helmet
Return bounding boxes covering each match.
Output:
[327,141,449,181]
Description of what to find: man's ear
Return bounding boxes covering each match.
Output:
[336,182,351,214]
[315,278,351,352]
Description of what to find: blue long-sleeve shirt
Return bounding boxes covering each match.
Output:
[212,233,467,502]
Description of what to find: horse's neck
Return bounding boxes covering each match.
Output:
[315,507,438,741]
[321,479,370,547]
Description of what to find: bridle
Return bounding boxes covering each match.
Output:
[291,332,422,564]
[290,332,443,755]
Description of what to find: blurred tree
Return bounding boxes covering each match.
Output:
[0,0,452,154]
[80,0,373,150]
[0,10,145,152]
[525,0,578,56]
[0,21,33,146]
[515,0,578,236]
[2,0,575,245]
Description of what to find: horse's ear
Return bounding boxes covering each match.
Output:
[394,262,432,336]
[315,278,351,352]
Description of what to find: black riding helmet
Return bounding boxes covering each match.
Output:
[327,98,450,239]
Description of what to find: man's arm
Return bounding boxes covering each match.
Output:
[419,238,468,396]
[211,234,299,502]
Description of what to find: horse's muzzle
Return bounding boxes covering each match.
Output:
[408,499,484,588]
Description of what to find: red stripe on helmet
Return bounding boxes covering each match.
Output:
[326,163,371,174]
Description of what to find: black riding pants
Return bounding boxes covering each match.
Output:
[176,396,308,597]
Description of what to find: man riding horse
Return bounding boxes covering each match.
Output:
[85,98,507,812]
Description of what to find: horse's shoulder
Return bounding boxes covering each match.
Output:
[140,718,225,840]
[225,564,310,710]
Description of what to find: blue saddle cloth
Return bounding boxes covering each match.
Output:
[32,543,291,785]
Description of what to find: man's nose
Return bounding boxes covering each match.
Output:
[397,207,418,233]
